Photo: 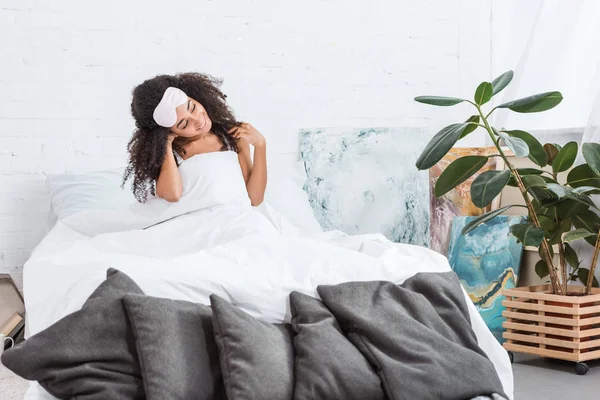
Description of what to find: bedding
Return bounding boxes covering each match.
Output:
[122,294,224,400]
[3,269,144,399]
[211,295,295,400]
[20,151,513,399]
[318,272,506,400]
[289,291,385,400]
[45,156,322,236]
[45,168,135,224]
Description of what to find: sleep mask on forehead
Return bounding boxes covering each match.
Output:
[153,87,188,128]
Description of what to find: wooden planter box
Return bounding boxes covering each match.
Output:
[502,285,600,373]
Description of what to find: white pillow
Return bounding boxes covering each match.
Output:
[263,161,323,235]
[45,158,323,235]
[45,167,135,222]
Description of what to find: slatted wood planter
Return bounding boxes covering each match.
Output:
[502,285,600,375]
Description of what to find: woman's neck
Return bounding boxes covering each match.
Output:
[177,133,207,145]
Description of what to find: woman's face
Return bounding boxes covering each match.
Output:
[170,97,212,138]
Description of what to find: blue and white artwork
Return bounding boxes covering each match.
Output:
[448,215,525,343]
[300,127,429,247]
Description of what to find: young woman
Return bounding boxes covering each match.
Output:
[123,72,267,205]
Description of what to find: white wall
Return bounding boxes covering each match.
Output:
[0,0,495,281]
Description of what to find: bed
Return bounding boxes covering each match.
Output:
[15,153,513,399]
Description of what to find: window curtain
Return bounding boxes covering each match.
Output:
[491,0,600,283]
[574,89,600,283]
[490,0,600,133]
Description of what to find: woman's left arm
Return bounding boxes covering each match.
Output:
[230,123,267,206]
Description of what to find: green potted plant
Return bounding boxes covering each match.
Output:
[414,70,600,374]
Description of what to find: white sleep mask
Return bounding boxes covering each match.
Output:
[152,87,188,128]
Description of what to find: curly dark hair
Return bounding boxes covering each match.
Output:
[123,72,240,202]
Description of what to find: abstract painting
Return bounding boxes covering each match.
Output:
[300,127,429,247]
[448,215,525,343]
[429,147,504,255]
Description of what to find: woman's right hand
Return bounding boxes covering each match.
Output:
[167,133,177,145]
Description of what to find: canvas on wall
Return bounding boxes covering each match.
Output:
[300,127,429,247]
[448,215,525,343]
[429,147,504,255]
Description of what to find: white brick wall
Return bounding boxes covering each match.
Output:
[0,0,494,283]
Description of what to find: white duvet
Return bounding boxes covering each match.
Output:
[22,151,513,399]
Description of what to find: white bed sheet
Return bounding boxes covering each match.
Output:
[22,152,513,399]
[23,219,513,398]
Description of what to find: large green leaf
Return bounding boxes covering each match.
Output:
[554,143,563,151]
[510,170,546,187]
[517,168,545,175]
[474,82,493,105]
[572,210,600,232]
[461,205,515,235]
[414,96,465,106]
[547,183,568,198]
[529,186,558,204]
[544,143,560,165]
[552,141,578,174]
[491,70,514,96]
[578,268,600,288]
[535,260,549,279]
[572,186,600,195]
[499,132,529,157]
[510,223,545,247]
[503,130,547,167]
[573,211,600,246]
[557,199,589,220]
[416,123,471,170]
[567,164,600,189]
[460,115,480,139]
[470,169,511,208]
[563,228,596,243]
[549,218,572,245]
[497,91,563,113]
[537,215,557,236]
[521,175,546,188]
[564,193,598,214]
[542,176,559,185]
[582,142,600,176]
[564,243,580,269]
[434,156,489,197]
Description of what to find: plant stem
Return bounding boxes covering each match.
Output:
[558,242,568,294]
[587,232,600,294]
[475,105,563,294]
[552,172,568,294]
[485,106,499,120]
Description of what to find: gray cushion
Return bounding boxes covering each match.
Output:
[1,269,144,400]
[289,291,385,400]
[123,294,225,400]
[318,272,506,400]
[210,294,294,400]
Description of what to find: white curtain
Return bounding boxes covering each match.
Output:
[490,0,600,133]
[580,91,600,145]
[574,89,600,283]
[491,0,600,283]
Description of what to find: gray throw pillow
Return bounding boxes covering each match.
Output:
[289,291,385,400]
[1,269,144,400]
[318,272,506,400]
[210,294,295,400]
[123,294,225,400]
